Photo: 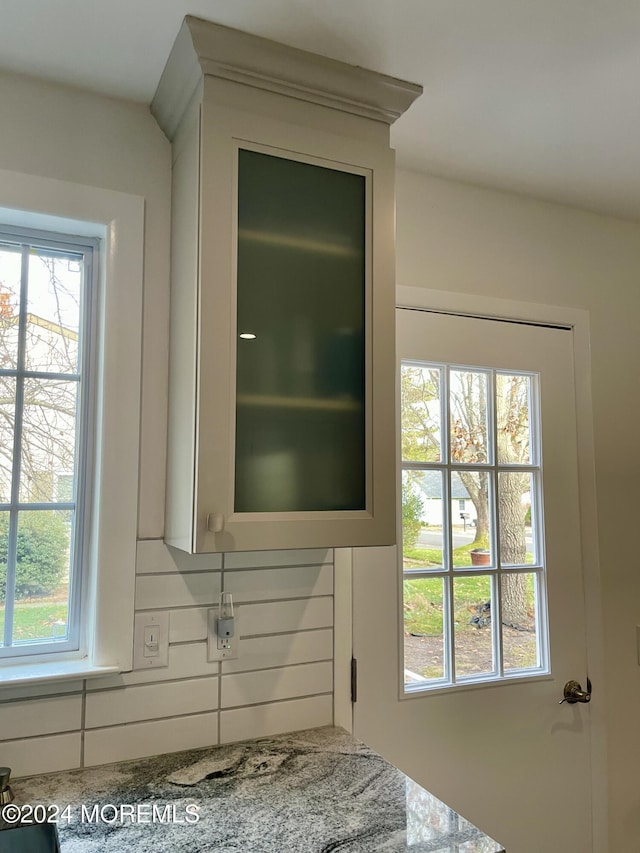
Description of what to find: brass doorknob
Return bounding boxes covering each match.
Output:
[559,678,592,704]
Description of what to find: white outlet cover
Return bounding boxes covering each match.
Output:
[133,610,170,669]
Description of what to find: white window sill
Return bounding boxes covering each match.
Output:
[0,659,120,688]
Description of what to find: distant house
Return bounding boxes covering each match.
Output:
[409,469,477,527]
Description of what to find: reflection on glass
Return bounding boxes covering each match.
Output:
[502,572,539,670]
[0,378,16,503]
[19,379,79,504]
[498,471,535,566]
[403,576,445,683]
[0,244,22,370]
[401,363,441,463]
[12,511,71,645]
[27,250,82,374]
[402,469,443,569]
[454,575,495,678]
[452,471,492,568]
[235,149,365,512]
[496,373,532,465]
[450,369,489,464]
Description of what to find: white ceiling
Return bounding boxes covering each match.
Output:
[3,0,640,220]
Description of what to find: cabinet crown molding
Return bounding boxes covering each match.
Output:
[152,15,423,140]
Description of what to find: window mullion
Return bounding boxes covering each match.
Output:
[488,372,504,678]
[442,366,456,683]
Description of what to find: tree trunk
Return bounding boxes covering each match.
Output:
[499,471,529,627]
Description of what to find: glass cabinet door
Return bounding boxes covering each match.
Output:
[234,148,367,514]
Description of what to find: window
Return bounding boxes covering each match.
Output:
[401,362,548,691]
[0,171,143,683]
[0,227,96,658]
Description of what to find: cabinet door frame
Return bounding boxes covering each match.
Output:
[194,95,396,552]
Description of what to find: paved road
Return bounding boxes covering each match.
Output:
[418,527,533,550]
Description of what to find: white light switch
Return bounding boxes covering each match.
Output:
[134,611,169,669]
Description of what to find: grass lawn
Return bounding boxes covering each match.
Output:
[403,542,535,637]
[0,601,68,642]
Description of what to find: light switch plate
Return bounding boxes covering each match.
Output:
[207,606,241,661]
[133,611,169,669]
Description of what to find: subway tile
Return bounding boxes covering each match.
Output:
[5,733,81,779]
[0,680,83,702]
[87,643,218,690]
[0,695,82,741]
[137,539,222,574]
[84,712,219,767]
[224,549,332,570]
[221,661,332,709]
[135,571,221,609]
[85,676,219,728]
[240,598,333,636]
[169,607,209,643]
[220,695,333,744]
[223,564,332,603]
[222,629,333,674]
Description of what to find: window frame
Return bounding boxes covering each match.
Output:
[401,359,550,694]
[0,226,98,659]
[0,169,143,683]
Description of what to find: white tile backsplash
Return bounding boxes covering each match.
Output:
[136,571,222,610]
[137,539,223,574]
[240,597,333,635]
[224,563,333,602]
[0,695,82,740]
[1,541,335,778]
[222,628,333,674]
[0,733,82,778]
[84,712,219,767]
[221,661,333,708]
[85,676,219,728]
[220,695,333,744]
[224,549,333,570]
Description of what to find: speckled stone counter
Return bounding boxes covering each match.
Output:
[14,727,505,852]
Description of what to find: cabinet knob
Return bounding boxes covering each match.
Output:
[206,513,225,533]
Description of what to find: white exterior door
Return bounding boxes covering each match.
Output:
[352,308,594,853]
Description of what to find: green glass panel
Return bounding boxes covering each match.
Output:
[235,149,366,513]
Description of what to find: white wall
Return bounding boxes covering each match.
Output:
[395,167,640,853]
[0,72,333,774]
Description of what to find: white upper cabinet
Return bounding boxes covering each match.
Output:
[152,17,422,553]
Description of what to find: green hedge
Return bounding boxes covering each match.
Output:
[0,512,69,601]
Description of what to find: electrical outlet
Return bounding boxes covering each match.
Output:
[207,606,240,661]
[133,611,169,669]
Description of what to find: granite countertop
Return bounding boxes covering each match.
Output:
[13,727,505,852]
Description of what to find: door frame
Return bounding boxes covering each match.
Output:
[334,285,608,853]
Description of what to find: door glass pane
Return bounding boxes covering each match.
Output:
[403,576,445,683]
[12,510,71,645]
[402,469,444,570]
[19,379,79,503]
[401,364,441,462]
[235,149,366,513]
[496,373,532,465]
[0,243,21,370]
[450,369,489,464]
[454,575,495,678]
[502,572,540,670]
[452,470,493,568]
[498,471,535,566]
